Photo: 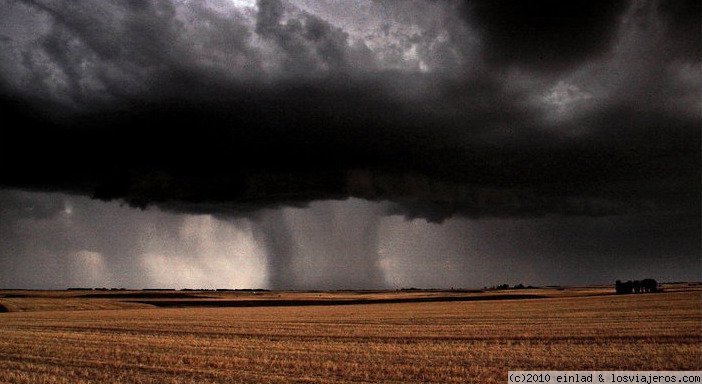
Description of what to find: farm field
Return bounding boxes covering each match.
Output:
[0,285,700,383]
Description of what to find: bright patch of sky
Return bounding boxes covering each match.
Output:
[230,0,257,9]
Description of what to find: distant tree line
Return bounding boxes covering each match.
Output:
[483,283,536,290]
[615,279,658,294]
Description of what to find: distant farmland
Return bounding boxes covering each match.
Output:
[0,285,700,383]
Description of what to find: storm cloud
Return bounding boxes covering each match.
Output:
[0,0,699,288]
[1,0,699,220]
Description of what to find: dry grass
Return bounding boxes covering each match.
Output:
[0,287,700,383]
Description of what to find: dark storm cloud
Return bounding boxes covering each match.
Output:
[657,0,702,61]
[463,0,632,73]
[255,0,352,72]
[0,0,699,224]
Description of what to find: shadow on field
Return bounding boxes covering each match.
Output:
[80,292,215,299]
[133,294,548,308]
[0,303,8,313]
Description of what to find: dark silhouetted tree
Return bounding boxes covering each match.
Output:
[640,278,658,293]
[615,280,634,294]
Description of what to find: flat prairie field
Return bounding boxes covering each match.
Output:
[0,286,700,383]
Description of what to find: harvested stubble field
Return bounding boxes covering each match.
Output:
[0,286,700,383]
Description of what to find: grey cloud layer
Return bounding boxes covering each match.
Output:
[2,189,699,289]
[0,189,267,289]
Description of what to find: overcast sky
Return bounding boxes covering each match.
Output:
[0,0,699,289]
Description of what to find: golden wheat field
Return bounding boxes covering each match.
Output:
[0,286,700,384]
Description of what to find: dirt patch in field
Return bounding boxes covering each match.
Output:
[132,294,547,308]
